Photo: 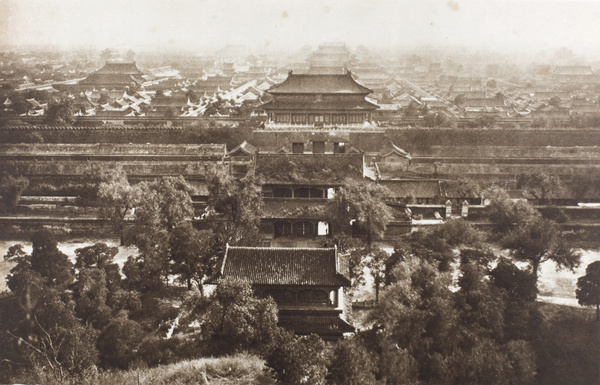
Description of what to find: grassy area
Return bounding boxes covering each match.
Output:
[96,354,274,385]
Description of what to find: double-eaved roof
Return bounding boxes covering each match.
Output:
[268,71,372,94]
[219,245,351,286]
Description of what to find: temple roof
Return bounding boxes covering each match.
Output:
[268,72,372,94]
[94,62,144,75]
[79,73,144,86]
[220,246,351,286]
[261,98,378,111]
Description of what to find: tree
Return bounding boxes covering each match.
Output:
[2,231,98,383]
[97,166,140,244]
[453,93,466,106]
[486,79,498,88]
[502,216,580,279]
[44,97,74,125]
[170,224,219,293]
[484,186,539,233]
[207,172,263,246]
[266,331,330,385]
[576,261,600,321]
[0,173,29,210]
[516,171,564,204]
[96,311,145,369]
[422,111,449,128]
[357,247,389,303]
[327,337,377,385]
[334,178,393,247]
[200,279,279,355]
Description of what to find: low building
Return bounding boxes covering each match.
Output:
[216,245,354,340]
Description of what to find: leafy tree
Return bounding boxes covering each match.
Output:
[207,172,263,246]
[44,97,74,125]
[442,177,482,201]
[96,311,145,369]
[453,93,466,106]
[576,261,600,321]
[502,216,580,279]
[484,186,539,233]
[135,176,195,232]
[266,331,330,385]
[0,173,29,210]
[2,231,98,383]
[473,114,497,128]
[516,171,564,204]
[170,223,219,293]
[74,267,111,328]
[97,166,140,244]
[200,279,279,355]
[124,176,196,290]
[422,111,449,127]
[357,247,389,303]
[334,178,393,247]
[327,337,377,385]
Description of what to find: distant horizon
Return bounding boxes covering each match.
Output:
[2,0,600,60]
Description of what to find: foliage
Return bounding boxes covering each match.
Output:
[2,231,98,383]
[170,224,220,293]
[97,311,146,369]
[207,172,263,246]
[200,279,279,356]
[516,171,564,203]
[422,111,449,128]
[484,186,539,233]
[255,154,363,184]
[93,354,275,385]
[355,247,389,303]
[502,216,580,279]
[333,178,393,246]
[367,255,538,385]
[327,337,377,385]
[441,176,482,199]
[576,261,600,320]
[265,331,330,385]
[44,97,74,125]
[97,166,140,244]
[0,173,29,210]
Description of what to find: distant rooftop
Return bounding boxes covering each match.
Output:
[268,72,371,94]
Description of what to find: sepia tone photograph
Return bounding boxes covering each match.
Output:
[0,0,599,383]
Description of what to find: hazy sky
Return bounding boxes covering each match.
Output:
[1,0,600,54]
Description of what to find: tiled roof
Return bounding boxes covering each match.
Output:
[268,72,371,94]
[261,99,378,111]
[80,73,143,86]
[94,62,144,75]
[220,246,351,286]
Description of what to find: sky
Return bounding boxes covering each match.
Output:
[1,0,600,54]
